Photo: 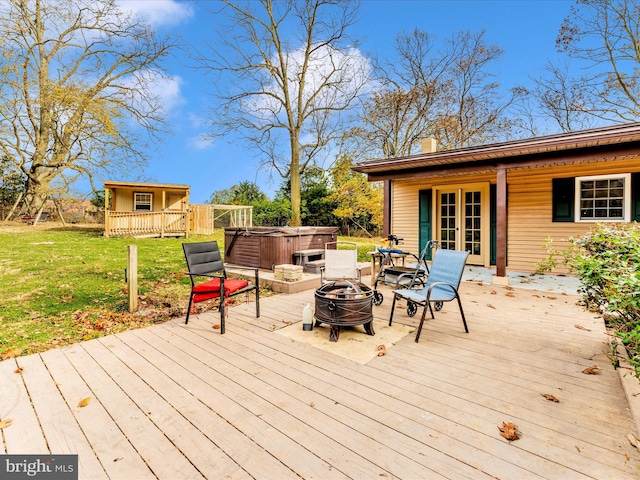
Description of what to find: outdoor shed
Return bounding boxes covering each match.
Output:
[103,181,190,238]
[352,122,640,282]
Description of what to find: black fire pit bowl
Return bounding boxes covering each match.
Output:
[314,282,374,341]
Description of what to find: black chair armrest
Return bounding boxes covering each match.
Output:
[185,272,224,279]
[224,265,259,284]
[225,265,258,273]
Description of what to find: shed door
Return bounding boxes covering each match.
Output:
[435,183,489,266]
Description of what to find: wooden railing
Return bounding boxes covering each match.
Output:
[105,211,188,238]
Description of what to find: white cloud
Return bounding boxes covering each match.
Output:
[188,112,207,129]
[151,74,185,114]
[249,43,372,121]
[187,134,214,150]
[117,0,194,27]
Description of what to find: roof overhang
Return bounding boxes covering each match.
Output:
[103,181,190,191]
[352,122,640,181]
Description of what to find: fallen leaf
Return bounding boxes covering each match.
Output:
[14,367,23,374]
[1,348,19,360]
[376,345,387,356]
[541,393,559,402]
[0,419,13,429]
[575,445,581,452]
[628,433,639,449]
[582,365,599,374]
[490,290,497,295]
[574,324,591,331]
[505,292,516,297]
[77,397,91,408]
[546,296,557,300]
[212,324,221,330]
[505,286,515,291]
[487,304,496,309]
[498,421,520,441]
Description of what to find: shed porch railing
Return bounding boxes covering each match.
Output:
[104,211,187,238]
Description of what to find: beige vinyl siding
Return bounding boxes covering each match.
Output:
[391,158,640,274]
[391,173,494,257]
[507,158,640,273]
[390,181,420,255]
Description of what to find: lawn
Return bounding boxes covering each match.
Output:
[0,223,378,357]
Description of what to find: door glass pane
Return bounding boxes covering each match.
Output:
[464,190,481,256]
[440,192,456,250]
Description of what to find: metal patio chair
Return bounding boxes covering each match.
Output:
[320,241,361,285]
[388,248,469,342]
[183,241,259,334]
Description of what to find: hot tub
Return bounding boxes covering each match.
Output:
[224,226,338,270]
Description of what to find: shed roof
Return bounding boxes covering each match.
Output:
[352,122,640,178]
[103,181,190,191]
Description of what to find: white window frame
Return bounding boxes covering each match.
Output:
[574,173,630,222]
[134,192,153,211]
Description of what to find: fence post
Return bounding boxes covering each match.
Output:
[128,245,138,312]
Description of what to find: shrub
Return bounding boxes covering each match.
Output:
[564,222,640,377]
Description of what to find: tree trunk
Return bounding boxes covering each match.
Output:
[289,136,302,226]
[22,176,50,216]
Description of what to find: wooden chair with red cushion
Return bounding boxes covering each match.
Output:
[183,241,259,333]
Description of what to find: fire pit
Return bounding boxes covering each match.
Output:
[314,282,374,342]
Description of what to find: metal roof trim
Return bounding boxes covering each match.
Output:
[353,122,640,173]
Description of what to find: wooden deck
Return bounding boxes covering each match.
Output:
[1,279,639,479]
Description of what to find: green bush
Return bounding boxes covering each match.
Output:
[564,222,640,376]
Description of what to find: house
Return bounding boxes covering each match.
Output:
[103,181,190,238]
[352,123,640,283]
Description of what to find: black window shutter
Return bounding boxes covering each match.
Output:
[552,177,575,222]
[633,173,640,221]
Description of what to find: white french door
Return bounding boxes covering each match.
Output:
[435,183,489,266]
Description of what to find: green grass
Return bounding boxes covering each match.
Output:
[0,224,380,356]
[0,224,223,355]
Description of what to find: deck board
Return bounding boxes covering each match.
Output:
[16,354,107,479]
[41,348,154,479]
[1,279,639,479]
[0,356,49,454]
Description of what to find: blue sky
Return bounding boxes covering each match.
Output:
[113,0,575,203]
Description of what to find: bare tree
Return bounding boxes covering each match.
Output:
[347,29,451,159]
[434,30,522,149]
[348,29,522,160]
[198,0,369,226]
[0,0,175,214]
[527,61,596,132]
[557,0,640,122]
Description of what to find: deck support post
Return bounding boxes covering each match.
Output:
[495,167,507,279]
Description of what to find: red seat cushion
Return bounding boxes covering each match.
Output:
[191,278,250,303]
